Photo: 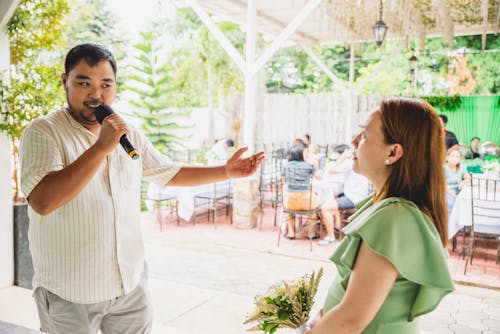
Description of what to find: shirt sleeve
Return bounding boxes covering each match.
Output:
[352,199,455,320]
[20,121,64,197]
[133,130,181,187]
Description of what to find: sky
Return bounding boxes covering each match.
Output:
[105,0,171,41]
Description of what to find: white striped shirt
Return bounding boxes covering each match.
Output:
[20,108,180,303]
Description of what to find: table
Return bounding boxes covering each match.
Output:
[146,182,230,221]
[448,185,500,239]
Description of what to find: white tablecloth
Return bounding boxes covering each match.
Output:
[146,183,227,221]
[448,185,500,239]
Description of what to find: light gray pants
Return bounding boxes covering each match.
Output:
[33,271,152,334]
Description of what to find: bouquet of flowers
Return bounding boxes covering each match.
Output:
[244,268,323,334]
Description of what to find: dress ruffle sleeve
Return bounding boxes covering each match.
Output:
[332,197,455,321]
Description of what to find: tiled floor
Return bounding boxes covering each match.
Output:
[166,203,500,289]
[448,236,500,288]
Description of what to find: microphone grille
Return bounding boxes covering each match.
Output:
[95,104,114,124]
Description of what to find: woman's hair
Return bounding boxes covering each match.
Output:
[377,98,448,246]
[288,145,305,162]
[446,146,462,169]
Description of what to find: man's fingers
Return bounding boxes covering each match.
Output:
[230,147,248,160]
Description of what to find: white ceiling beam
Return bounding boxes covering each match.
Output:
[187,0,246,73]
[355,44,404,92]
[225,0,319,44]
[300,44,348,94]
[251,0,324,76]
[0,0,20,30]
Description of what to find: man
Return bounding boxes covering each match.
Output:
[19,43,264,334]
[438,114,459,150]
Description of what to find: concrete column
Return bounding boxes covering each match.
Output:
[231,178,259,229]
[0,30,14,287]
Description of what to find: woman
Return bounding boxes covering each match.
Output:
[444,146,471,211]
[307,98,454,334]
[282,144,320,239]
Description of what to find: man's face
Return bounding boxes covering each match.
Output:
[62,59,116,128]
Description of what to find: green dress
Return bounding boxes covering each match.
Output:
[323,197,455,334]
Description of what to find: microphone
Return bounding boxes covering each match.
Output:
[95,104,139,160]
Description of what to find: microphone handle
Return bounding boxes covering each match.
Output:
[119,135,139,160]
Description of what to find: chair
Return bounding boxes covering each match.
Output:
[463,173,500,274]
[277,166,322,251]
[142,182,179,231]
[192,180,232,228]
[258,151,285,230]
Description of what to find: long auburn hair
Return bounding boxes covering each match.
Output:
[376,98,448,246]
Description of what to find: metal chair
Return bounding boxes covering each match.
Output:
[141,182,179,231]
[277,165,322,251]
[258,151,285,230]
[463,173,500,274]
[192,180,232,228]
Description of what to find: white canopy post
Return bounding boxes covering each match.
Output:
[345,45,356,144]
[243,0,257,151]
[187,0,246,73]
[251,0,324,76]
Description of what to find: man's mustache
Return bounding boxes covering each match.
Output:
[84,100,103,108]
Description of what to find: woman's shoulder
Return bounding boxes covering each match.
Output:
[345,197,434,237]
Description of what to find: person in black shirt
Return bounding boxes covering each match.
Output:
[438,114,459,149]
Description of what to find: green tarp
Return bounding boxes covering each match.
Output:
[436,96,500,146]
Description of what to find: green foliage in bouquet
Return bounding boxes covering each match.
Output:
[244,268,323,334]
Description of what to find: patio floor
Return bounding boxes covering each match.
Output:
[163,203,500,289]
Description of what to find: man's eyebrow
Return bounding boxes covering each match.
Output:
[75,75,90,80]
[102,78,114,83]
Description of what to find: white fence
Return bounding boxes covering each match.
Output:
[255,93,386,147]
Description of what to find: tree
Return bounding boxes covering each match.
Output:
[165,7,245,142]
[125,28,191,154]
[0,0,69,201]
[61,0,127,89]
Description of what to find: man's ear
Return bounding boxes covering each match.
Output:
[61,73,67,87]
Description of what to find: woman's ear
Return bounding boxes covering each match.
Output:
[386,144,404,165]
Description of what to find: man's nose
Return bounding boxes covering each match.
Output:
[88,87,102,99]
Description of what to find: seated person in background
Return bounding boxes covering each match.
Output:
[444,146,471,211]
[302,133,320,169]
[319,164,371,245]
[470,136,480,159]
[209,138,234,163]
[323,144,354,196]
[282,144,321,239]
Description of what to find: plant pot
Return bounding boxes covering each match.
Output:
[14,203,33,289]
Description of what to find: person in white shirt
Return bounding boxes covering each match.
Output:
[319,156,370,246]
[20,43,264,334]
[209,138,235,163]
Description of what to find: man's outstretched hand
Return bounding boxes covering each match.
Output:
[225,147,265,178]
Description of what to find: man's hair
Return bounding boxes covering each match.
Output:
[288,145,305,162]
[333,144,350,154]
[438,114,448,125]
[377,98,448,246]
[226,139,234,147]
[470,136,480,142]
[65,43,117,76]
